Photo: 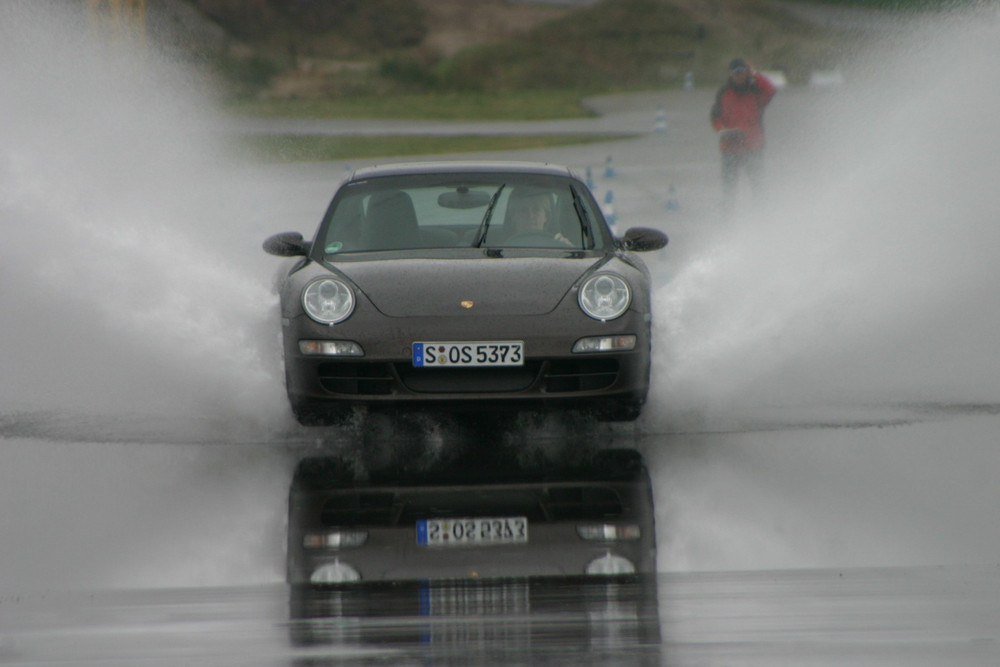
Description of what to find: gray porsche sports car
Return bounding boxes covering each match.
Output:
[263,161,667,424]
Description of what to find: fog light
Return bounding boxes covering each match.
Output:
[303,530,368,549]
[310,559,361,584]
[572,335,636,353]
[585,553,636,576]
[299,340,364,356]
[577,524,641,541]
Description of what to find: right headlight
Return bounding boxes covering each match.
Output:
[302,278,355,325]
[578,273,631,321]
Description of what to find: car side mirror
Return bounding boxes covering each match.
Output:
[263,231,309,257]
[622,227,668,252]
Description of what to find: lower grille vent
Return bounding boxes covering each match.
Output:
[543,359,619,393]
[317,363,393,395]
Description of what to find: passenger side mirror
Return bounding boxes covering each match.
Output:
[263,231,309,257]
[622,227,668,252]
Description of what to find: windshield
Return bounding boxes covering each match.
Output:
[315,173,605,256]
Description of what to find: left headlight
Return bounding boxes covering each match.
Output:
[578,273,631,321]
[302,278,355,325]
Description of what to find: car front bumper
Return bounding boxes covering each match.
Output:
[281,308,652,413]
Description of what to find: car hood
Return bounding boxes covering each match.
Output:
[331,255,607,317]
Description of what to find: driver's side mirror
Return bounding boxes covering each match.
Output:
[622,227,668,252]
[263,231,309,257]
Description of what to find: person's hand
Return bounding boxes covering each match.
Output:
[718,128,746,150]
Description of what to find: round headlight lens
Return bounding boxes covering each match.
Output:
[302,278,355,325]
[578,273,631,321]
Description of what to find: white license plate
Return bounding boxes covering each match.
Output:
[412,341,524,367]
[416,517,528,547]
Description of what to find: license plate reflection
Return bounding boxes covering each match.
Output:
[416,517,528,546]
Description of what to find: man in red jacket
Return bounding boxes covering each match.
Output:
[710,58,777,218]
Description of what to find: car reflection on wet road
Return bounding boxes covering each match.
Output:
[286,446,656,585]
[2,407,1000,665]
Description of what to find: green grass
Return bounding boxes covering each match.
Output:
[235,132,634,162]
[226,90,597,121]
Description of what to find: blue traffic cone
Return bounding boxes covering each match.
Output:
[666,184,679,210]
[602,190,617,226]
[654,106,668,133]
[603,155,616,179]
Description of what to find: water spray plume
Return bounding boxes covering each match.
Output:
[0,1,287,425]
[650,6,1000,428]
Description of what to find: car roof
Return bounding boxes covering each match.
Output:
[346,160,578,182]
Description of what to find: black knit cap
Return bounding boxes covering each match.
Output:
[728,58,748,72]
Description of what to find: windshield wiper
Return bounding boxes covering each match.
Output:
[569,186,593,249]
[473,184,505,247]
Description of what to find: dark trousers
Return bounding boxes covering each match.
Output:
[721,150,764,218]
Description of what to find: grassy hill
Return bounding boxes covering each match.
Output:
[187,0,858,102]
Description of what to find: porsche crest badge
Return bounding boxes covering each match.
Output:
[460,300,474,309]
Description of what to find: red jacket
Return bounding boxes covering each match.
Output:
[710,73,776,153]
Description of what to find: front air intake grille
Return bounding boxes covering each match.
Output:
[318,486,623,527]
[317,362,393,395]
[315,359,619,395]
[396,362,542,393]
[543,359,619,393]
[398,489,547,523]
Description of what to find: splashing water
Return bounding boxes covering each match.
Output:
[648,7,1000,429]
[0,2,287,426]
[635,7,1000,573]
